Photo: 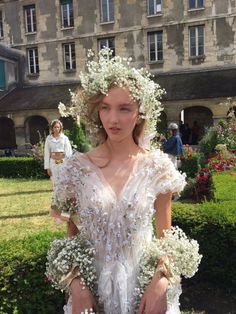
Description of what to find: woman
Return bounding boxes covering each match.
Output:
[44,119,72,185]
[50,49,194,314]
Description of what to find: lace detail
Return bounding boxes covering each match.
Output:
[53,149,186,314]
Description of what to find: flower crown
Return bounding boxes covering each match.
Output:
[59,48,165,142]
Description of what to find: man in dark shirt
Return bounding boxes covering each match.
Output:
[161,123,183,168]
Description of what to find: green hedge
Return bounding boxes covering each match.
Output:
[172,202,236,290]
[0,231,65,314]
[180,155,200,178]
[0,157,46,179]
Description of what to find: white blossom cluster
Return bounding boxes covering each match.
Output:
[60,197,78,218]
[58,48,165,140]
[45,233,97,295]
[133,226,202,309]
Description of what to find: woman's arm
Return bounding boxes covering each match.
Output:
[44,137,50,170]
[154,191,172,238]
[137,192,172,314]
[64,135,73,157]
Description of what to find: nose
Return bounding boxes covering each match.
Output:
[108,109,119,124]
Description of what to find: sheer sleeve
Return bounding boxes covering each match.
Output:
[150,150,186,196]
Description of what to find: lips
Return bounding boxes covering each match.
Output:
[109,127,121,133]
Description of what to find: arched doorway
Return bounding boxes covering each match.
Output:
[25,116,49,145]
[182,106,213,144]
[0,117,16,149]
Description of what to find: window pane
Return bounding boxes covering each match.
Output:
[0,11,3,37]
[157,50,163,61]
[198,45,204,55]
[198,0,204,7]
[101,0,108,22]
[148,0,154,15]
[190,46,196,56]
[150,52,156,61]
[198,26,204,37]
[109,0,114,21]
[189,0,196,9]
[156,0,162,13]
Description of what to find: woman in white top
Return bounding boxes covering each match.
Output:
[44,119,72,185]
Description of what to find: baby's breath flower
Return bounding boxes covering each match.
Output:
[133,226,202,310]
[58,47,165,143]
[45,232,97,296]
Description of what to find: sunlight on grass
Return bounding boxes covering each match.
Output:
[0,215,66,241]
[213,172,236,201]
[0,178,66,240]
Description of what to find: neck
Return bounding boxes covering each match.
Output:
[105,137,140,160]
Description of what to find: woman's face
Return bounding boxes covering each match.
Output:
[98,86,139,143]
[52,122,61,135]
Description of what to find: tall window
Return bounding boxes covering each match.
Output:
[148,31,163,62]
[24,5,36,33]
[60,0,74,28]
[27,47,39,74]
[63,43,76,70]
[98,37,115,56]
[189,0,204,9]
[148,0,162,15]
[0,11,3,38]
[189,25,204,57]
[100,0,114,23]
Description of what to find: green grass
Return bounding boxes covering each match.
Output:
[213,171,236,202]
[0,178,66,241]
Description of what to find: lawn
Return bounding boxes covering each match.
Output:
[0,178,65,241]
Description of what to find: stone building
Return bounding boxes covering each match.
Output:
[0,0,236,149]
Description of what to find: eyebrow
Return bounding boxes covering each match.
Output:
[101,101,134,106]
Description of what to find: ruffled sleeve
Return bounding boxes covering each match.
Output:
[149,149,186,196]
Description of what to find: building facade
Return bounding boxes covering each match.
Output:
[0,0,236,149]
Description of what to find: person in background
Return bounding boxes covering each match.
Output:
[44,119,72,186]
[161,123,183,168]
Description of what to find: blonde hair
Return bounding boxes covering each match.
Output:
[50,119,63,134]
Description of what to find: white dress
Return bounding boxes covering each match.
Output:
[44,134,72,184]
[52,149,186,314]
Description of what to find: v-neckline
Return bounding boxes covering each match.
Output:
[83,152,145,201]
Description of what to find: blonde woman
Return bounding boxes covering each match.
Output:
[51,50,189,314]
[44,119,72,185]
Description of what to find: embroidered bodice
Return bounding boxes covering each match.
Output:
[52,149,186,314]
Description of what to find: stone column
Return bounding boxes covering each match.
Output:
[15,126,26,147]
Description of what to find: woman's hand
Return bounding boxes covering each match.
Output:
[137,273,168,314]
[71,278,100,314]
[47,168,52,176]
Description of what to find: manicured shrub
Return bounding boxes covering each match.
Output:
[172,202,236,291]
[0,231,64,314]
[180,154,200,178]
[0,157,46,179]
[65,121,91,152]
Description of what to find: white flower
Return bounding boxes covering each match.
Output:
[133,226,202,310]
[58,47,165,144]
